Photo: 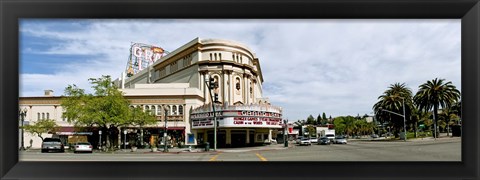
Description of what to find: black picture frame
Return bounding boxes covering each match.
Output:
[1,0,479,180]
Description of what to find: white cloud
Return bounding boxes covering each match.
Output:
[20,19,461,121]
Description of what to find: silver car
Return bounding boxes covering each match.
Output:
[73,142,93,153]
[299,137,311,146]
[334,137,347,144]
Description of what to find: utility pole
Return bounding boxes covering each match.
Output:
[205,74,218,151]
[164,106,169,152]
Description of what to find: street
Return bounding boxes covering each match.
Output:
[20,137,460,161]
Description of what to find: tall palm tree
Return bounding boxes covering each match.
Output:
[373,83,414,137]
[413,78,461,139]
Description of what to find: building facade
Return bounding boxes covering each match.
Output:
[19,38,283,149]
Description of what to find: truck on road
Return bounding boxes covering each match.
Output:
[320,129,335,141]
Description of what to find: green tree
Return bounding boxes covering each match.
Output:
[129,106,157,147]
[316,114,322,125]
[306,115,316,125]
[438,108,460,137]
[62,75,132,151]
[22,119,59,141]
[333,116,356,136]
[413,78,460,138]
[373,83,414,137]
[305,125,317,138]
[322,112,327,121]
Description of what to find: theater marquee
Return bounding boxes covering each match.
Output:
[191,106,283,129]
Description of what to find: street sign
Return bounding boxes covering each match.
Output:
[419,124,425,129]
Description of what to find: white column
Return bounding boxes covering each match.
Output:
[169,105,173,115]
[246,129,250,144]
[268,129,272,141]
[176,105,180,115]
[243,75,247,104]
[200,73,204,93]
[223,72,227,104]
[229,72,232,105]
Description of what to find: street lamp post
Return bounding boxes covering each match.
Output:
[204,74,218,151]
[98,130,102,150]
[283,120,288,148]
[379,97,407,142]
[123,130,127,151]
[19,108,27,151]
[163,106,169,152]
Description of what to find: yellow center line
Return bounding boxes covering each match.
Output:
[255,153,268,161]
[209,153,221,161]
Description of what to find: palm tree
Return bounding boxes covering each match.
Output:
[413,78,461,139]
[373,83,414,137]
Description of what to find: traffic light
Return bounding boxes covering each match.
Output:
[209,77,216,89]
[214,93,219,102]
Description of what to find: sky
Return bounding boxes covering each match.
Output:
[19,19,461,121]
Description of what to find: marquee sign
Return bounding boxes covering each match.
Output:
[125,42,167,77]
[191,109,283,129]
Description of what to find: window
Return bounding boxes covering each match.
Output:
[172,106,177,115]
[151,106,156,115]
[37,113,40,121]
[62,113,66,121]
[156,105,162,116]
[42,113,45,119]
[47,113,50,119]
[236,78,241,90]
[179,105,183,115]
[219,53,222,60]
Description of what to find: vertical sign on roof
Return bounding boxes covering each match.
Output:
[126,42,167,77]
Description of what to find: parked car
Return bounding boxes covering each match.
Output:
[296,136,303,144]
[41,138,65,153]
[73,142,93,153]
[371,134,380,138]
[264,138,277,144]
[318,137,331,145]
[334,137,347,144]
[309,137,318,143]
[298,137,311,146]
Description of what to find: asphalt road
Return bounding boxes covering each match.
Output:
[20,137,460,162]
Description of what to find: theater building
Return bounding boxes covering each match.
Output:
[19,37,283,148]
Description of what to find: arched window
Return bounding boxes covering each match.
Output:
[210,53,212,60]
[172,106,177,115]
[235,77,241,90]
[37,113,40,120]
[47,113,50,119]
[151,106,156,115]
[156,105,162,116]
[214,53,217,61]
[219,53,222,60]
[179,105,183,115]
[42,113,45,119]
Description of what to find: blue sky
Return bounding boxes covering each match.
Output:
[19,19,461,121]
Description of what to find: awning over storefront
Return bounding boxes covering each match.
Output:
[55,127,93,135]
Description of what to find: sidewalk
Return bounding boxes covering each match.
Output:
[107,143,290,154]
[348,133,460,142]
